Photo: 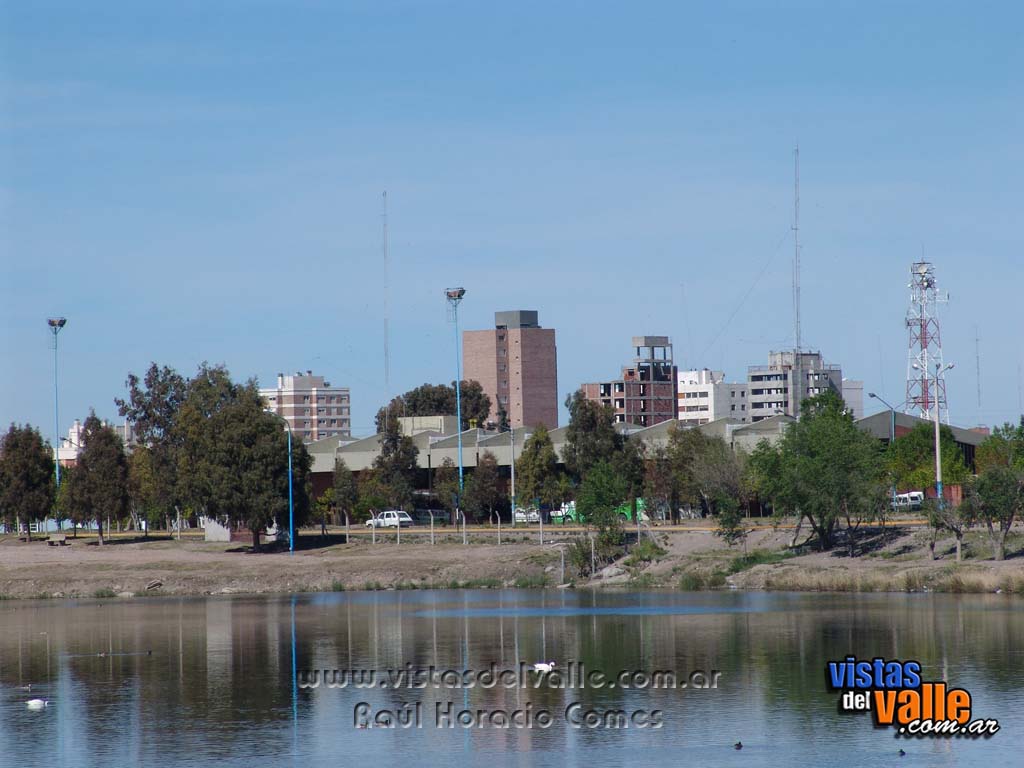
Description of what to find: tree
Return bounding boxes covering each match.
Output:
[375,381,491,432]
[659,424,742,517]
[748,391,885,552]
[562,390,621,482]
[64,414,130,545]
[372,415,419,511]
[714,495,746,548]
[0,424,55,540]
[975,421,1024,473]
[127,446,163,536]
[967,466,1023,561]
[332,458,358,525]
[463,451,503,522]
[354,470,388,523]
[515,425,561,511]
[888,422,969,492]
[175,367,310,551]
[924,497,973,562]
[644,444,678,522]
[575,460,627,562]
[116,363,188,527]
[433,457,460,522]
[314,488,335,535]
[612,436,646,520]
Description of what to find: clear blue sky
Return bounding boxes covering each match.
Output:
[2,1,1021,440]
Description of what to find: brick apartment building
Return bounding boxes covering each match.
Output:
[581,336,677,427]
[462,310,558,430]
[260,371,351,442]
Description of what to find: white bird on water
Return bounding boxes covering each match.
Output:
[26,699,48,711]
[531,662,556,674]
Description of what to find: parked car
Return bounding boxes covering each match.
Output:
[365,510,415,528]
[513,507,541,524]
[890,491,924,511]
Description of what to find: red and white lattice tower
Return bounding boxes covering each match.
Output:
[905,262,950,422]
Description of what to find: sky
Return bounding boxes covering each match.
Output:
[2,0,1022,442]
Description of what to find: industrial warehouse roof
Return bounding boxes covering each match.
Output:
[856,411,989,447]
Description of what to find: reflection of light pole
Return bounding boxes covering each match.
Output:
[445,288,466,495]
[868,392,899,511]
[47,318,67,487]
[266,409,294,553]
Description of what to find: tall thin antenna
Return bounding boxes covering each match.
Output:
[382,191,390,421]
[974,326,981,416]
[792,146,801,353]
[1018,363,1022,416]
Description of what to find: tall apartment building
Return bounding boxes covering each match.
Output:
[582,336,677,427]
[747,350,843,422]
[676,369,748,426]
[462,310,558,430]
[260,371,351,442]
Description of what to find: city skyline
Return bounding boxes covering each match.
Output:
[3,2,1022,439]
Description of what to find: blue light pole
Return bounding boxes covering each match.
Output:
[445,288,467,494]
[267,410,294,553]
[47,318,67,488]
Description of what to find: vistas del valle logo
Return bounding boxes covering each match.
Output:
[827,656,1000,738]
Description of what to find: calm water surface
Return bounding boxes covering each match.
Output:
[1,590,1022,768]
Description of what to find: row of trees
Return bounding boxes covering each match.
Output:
[0,363,311,549]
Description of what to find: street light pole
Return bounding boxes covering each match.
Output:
[47,318,67,488]
[444,288,467,497]
[266,410,294,554]
[933,363,955,508]
[868,392,898,511]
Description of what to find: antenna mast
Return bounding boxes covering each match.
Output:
[383,191,390,419]
[905,261,950,422]
[793,146,801,353]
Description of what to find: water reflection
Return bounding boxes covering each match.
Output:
[1,591,1022,767]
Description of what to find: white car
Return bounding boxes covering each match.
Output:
[513,508,541,524]
[366,510,415,528]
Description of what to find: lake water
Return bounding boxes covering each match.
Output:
[2,590,1022,767]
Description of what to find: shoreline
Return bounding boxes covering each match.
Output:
[2,524,1023,601]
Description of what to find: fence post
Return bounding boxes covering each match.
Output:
[461,509,467,545]
[430,512,435,546]
[345,512,350,543]
[539,513,544,546]
[590,533,595,577]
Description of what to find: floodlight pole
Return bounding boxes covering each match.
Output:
[445,288,467,496]
[933,363,955,509]
[47,318,67,488]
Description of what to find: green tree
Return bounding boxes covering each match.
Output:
[175,367,310,551]
[562,390,621,482]
[967,465,1023,561]
[332,458,358,525]
[372,415,419,511]
[433,457,460,522]
[463,451,503,522]
[314,488,334,535]
[354,470,388,522]
[887,422,968,491]
[127,446,163,536]
[515,425,561,511]
[574,460,626,562]
[714,495,746,547]
[0,424,55,540]
[375,380,491,432]
[116,363,188,527]
[748,391,885,552]
[612,436,646,520]
[923,497,974,562]
[63,414,130,545]
[975,420,1024,473]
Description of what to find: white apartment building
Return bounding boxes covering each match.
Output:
[260,371,351,443]
[676,369,748,426]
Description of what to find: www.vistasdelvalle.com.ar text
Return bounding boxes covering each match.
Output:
[297,662,722,691]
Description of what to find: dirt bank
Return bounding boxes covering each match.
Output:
[1,523,1022,600]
